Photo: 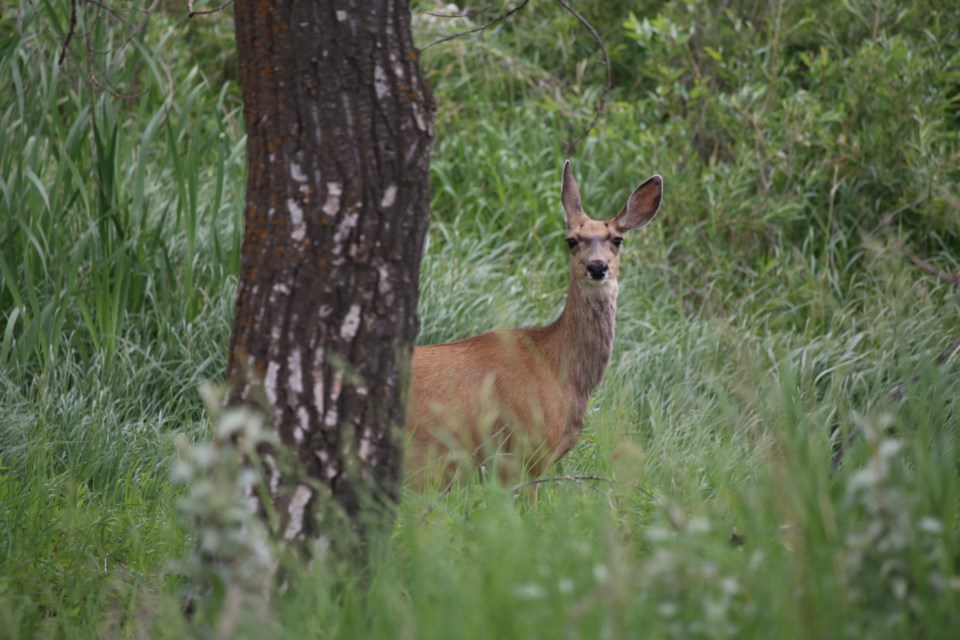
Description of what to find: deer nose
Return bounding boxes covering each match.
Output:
[586,261,608,280]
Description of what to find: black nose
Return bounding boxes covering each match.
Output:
[586,261,608,280]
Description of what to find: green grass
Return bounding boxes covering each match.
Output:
[1,0,959,637]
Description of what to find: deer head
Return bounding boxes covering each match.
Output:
[561,160,662,291]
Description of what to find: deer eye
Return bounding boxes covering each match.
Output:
[566,237,577,249]
[612,237,623,248]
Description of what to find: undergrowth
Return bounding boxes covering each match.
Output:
[0,0,958,637]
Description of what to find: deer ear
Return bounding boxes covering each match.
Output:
[561,160,589,230]
[614,175,662,232]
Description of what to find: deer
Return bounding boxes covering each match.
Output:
[405,161,662,499]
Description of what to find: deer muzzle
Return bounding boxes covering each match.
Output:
[586,261,609,281]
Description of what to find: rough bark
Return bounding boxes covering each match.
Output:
[228,0,434,546]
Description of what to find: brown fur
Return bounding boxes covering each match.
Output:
[405,162,662,493]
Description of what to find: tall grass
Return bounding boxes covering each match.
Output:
[1,0,958,637]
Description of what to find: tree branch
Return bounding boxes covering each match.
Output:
[421,0,531,51]
[867,196,929,237]
[58,0,79,66]
[57,0,163,99]
[188,0,235,18]
[555,0,612,155]
[891,240,960,288]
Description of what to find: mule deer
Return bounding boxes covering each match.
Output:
[405,161,662,496]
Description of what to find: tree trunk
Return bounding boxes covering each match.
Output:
[228,0,434,547]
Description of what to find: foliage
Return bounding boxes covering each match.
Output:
[0,0,958,637]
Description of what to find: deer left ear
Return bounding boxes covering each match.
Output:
[614,175,662,232]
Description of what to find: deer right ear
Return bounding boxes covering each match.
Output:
[561,160,589,230]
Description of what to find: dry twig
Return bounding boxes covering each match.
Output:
[420,0,612,153]
[891,241,960,288]
[58,0,79,66]
[59,0,163,100]
[555,0,612,155]
[867,196,929,237]
[188,0,235,18]
[421,0,531,51]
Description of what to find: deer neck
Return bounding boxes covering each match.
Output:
[548,279,618,394]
